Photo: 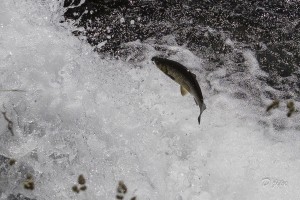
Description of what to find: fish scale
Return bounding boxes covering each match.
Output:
[151,56,206,125]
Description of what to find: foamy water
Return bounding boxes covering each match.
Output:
[0,1,299,200]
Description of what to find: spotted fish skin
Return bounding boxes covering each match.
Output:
[151,56,206,124]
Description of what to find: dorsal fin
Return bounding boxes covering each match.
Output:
[191,73,196,78]
[180,86,189,96]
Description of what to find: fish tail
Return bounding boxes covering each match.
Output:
[198,103,206,125]
[202,103,206,111]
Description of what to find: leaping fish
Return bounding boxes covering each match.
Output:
[151,56,206,124]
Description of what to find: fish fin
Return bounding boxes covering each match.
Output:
[180,86,189,96]
[202,103,206,111]
[191,73,197,78]
[198,103,206,125]
[194,98,198,105]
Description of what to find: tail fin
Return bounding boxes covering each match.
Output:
[198,114,201,124]
[198,103,206,125]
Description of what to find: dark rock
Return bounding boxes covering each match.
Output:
[61,0,300,98]
[7,193,36,200]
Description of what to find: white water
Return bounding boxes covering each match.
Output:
[0,1,300,200]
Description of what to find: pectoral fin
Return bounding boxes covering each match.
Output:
[180,86,189,96]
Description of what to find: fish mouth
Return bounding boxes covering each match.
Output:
[151,56,158,61]
[151,56,160,64]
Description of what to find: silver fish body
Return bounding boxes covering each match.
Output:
[151,56,206,124]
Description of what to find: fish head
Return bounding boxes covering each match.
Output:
[151,56,163,67]
[151,56,160,63]
[151,56,168,73]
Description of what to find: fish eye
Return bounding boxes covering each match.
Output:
[151,58,159,65]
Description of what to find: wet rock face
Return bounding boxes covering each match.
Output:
[62,0,300,97]
[7,194,37,200]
